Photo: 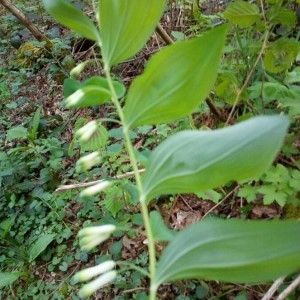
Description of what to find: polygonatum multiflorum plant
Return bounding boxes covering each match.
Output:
[43,1,300,299]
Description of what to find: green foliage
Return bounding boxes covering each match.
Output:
[0,272,22,288]
[224,0,260,27]
[142,116,288,199]
[64,76,126,108]
[154,219,300,287]
[99,0,166,66]
[42,0,300,299]
[239,164,300,206]
[42,0,99,42]
[29,234,55,262]
[2,0,300,298]
[124,25,228,127]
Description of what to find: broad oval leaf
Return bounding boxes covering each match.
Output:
[99,0,165,66]
[123,25,228,128]
[29,234,55,262]
[0,272,21,288]
[64,76,126,108]
[154,219,300,288]
[42,0,99,42]
[224,0,260,27]
[142,116,289,199]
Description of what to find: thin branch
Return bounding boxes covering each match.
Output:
[156,23,175,45]
[261,277,285,300]
[225,0,270,126]
[225,30,269,126]
[0,0,52,48]
[277,273,300,300]
[201,185,240,220]
[55,169,145,193]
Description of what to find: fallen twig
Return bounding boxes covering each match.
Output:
[261,276,285,300]
[55,169,145,193]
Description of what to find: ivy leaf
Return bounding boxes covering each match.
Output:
[124,25,228,128]
[154,219,300,289]
[224,0,260,27]
[99,0,165,66]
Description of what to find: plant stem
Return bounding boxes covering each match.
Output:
[104,65,157,299]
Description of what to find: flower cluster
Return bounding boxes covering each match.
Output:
[74,225,117,298]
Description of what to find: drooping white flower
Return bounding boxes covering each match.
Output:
[75,120,98,142]
[78,224,116,251]
[76,151,101,173]
[78,224,116,237]
[78,270,117,298]
[80,180,112,197]
[73,260,116,283]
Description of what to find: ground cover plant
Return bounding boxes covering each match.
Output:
[1,0,300,299]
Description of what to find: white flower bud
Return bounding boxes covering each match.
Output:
[80,181,112,197]
[78,225,116,251]
[73,260,115,283]
[78,225,116,238]
[70,61,90,78]
[76,151,101,173]
[78,270,117,298]
[66,89,85,108]
[79,234,110,251]
[76,121,98,142]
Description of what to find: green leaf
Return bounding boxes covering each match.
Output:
[154,219,300,288]
[29,106,42,140]
[104,186,124,217]
[263,38,299,74]
[77,122,108,152]
[224,0,260,27]
[64,76,126,108]
[237,185,258,202]
[99,0,165,66]
[0,272,21,288]
[6,125,28,141]
[267,6,296,27]
[124,25,228,128]
[42,0,99,41]
[29,234,55,262]
[64,78,81,98]
[196,190,222,204]
[150,211,177,242]
[142,116,289,199]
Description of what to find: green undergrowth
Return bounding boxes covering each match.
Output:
[0,0,300,299]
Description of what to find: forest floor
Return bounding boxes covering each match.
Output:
[1,1,300,300]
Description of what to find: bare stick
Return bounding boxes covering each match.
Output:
[55,169,145,193]
[0,0,52,47]
[225,0,269,126]
[156,23,174,45]
[261,277,285,300]
[277,273,300,300]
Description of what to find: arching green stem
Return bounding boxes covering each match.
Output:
[104,64,157,299]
